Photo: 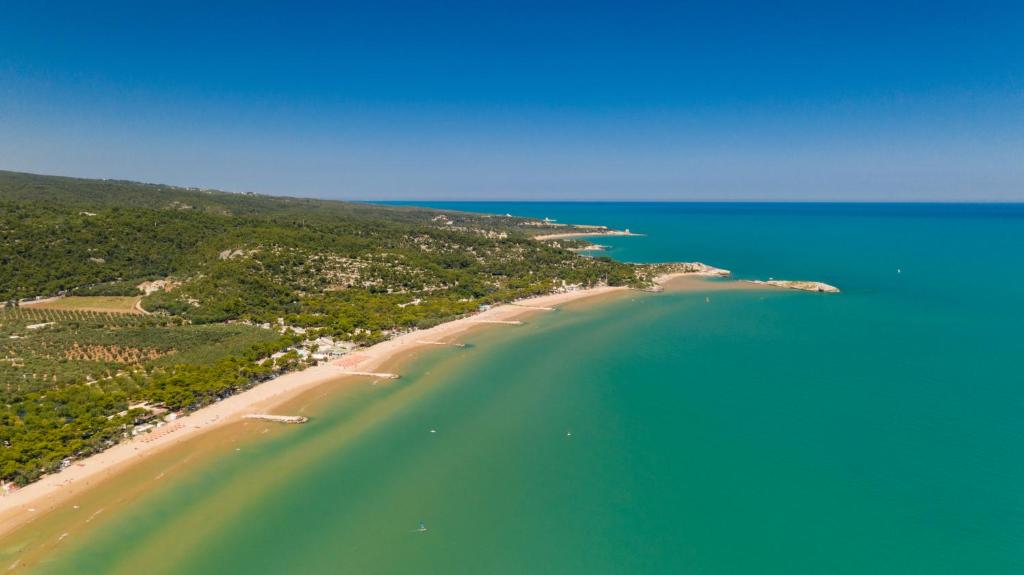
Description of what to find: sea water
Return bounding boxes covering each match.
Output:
[17,203,1024,574]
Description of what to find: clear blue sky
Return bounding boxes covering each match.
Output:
[1,1,1021,200]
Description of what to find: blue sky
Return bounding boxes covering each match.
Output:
[1,1,1021,200]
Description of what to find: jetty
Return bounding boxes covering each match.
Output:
[415,340,467,347]
[243,414,309,424]
[333,370,401,379]
[469,319,524,325]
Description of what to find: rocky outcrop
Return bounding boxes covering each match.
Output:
[534,229,642,241]
[652,262,731,278]
[137,278,180,295]
[744,280,840,293]
[568,243,609,252]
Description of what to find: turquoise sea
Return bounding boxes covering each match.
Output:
[15,203,1024,573]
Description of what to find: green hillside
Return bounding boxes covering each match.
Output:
[0,170,641,484]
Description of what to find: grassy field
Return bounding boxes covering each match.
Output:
[22,295,144,314]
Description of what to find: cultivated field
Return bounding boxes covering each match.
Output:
[21,295,144,314]
[0,307,280,396]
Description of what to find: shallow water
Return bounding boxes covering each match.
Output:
[12,203,1024,573]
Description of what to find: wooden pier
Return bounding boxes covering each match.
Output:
[243,414,309,424]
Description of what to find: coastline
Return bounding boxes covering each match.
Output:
[532,230,643,241]
[0,284,631,538]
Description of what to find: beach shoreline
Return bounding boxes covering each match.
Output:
[0,284,635,538]
[0,264,818,541]
[0,270,766,539]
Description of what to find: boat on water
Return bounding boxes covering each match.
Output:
[417,521,428,532]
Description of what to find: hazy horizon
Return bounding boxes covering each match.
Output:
[6,168,1024,205]
[2,1,1022,202]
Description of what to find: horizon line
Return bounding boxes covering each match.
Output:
[4,168,1021,205]
[373,199,1024,205]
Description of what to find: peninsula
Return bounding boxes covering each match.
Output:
[533,229,644,241]
[742,280,841,293]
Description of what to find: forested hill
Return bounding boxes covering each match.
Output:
[0,170,641,485]
[0,169,551,226]
[0,169,638,307]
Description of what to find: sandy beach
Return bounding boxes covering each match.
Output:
[0,284,629,538]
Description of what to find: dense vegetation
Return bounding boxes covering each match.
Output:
[0,170,646,485]
[0,307,291,482]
